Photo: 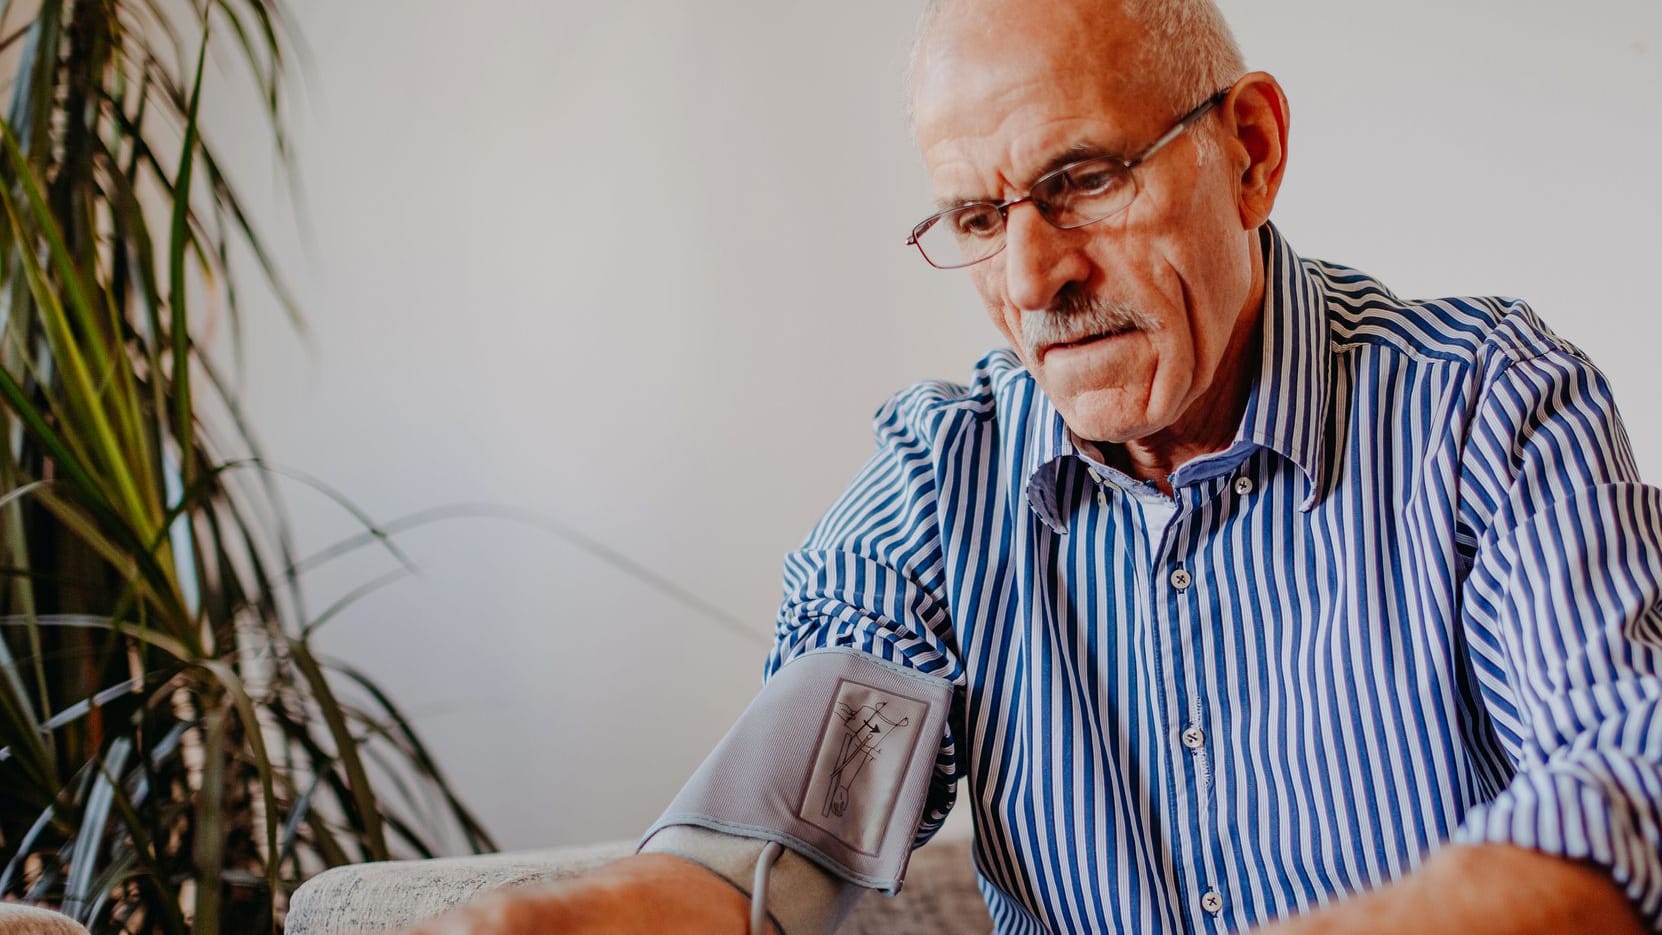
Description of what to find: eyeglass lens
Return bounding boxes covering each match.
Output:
[911,158,1137,269]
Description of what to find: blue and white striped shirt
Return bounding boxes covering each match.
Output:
[767,224,1662,933]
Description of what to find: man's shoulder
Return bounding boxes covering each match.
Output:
[1308,258,1573,371]
[873,348,1034,447]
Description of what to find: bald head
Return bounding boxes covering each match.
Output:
[911,0,1245,119]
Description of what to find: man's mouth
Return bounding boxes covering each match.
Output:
[1038,326,1137,360]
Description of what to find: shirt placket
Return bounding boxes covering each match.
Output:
[1155,479,1231,930]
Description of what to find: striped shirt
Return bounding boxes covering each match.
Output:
[767,224,1662,933]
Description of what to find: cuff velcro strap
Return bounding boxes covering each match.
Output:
[641,647,953,894]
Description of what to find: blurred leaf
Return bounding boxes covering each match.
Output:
[287,642,386,861]
[326,658,496,854]
[167,8,206,496]
[191,704,225,935]
[63,736,130,920]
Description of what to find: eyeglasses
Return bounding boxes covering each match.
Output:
[905,87,1232,270]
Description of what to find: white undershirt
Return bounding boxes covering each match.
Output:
[1131,491,1178,544]
[1075,438,1179,545]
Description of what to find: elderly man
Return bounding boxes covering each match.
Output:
[417,0,1660,932]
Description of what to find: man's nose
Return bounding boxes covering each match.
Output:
[1002,202,1090,313]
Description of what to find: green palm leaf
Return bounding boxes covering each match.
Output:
[0,2,496,932]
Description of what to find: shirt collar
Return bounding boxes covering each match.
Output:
[1231,222,1331,508]
[1018,401,1084,536]
[1015,222,1332,534]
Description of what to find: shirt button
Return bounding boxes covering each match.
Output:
[1181,725,1206,750]
[1234,475,1254,495]
[1170,568,1192,591]
[1201,889,1224,914]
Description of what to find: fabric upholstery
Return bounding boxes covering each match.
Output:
[286,832,990,934]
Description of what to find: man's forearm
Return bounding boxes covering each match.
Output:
[405,853,764,935]
[1258,844,1643,935]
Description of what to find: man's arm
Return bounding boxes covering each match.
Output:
[1253,843,1642,934]
[406,385,969,935]
[1295,341,1662,934]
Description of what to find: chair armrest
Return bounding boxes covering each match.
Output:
[286,832,990,934]
[286,841,632,934]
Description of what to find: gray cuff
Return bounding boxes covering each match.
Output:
[643,647,955,894]
[640,825,864,935]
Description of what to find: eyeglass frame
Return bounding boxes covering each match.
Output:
[904,85,1234,270]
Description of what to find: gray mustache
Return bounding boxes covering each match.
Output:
[1021,289,1155,353]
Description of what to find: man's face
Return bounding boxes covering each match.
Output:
[912,0,1260,445]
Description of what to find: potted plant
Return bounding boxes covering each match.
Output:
[0,1,492,930]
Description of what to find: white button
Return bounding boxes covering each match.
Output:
[1201,889,1224,913]
[1097,488,1108,507]
[1181,725,1205,750]
[1170,568,1192,591]
[1234,476,1254,495]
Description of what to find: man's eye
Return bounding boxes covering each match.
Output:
[953,207,1002,238]
[1064,165,1122,196]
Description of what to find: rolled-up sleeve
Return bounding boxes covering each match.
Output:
[768,384,968,848]
[1453,344,1662,925]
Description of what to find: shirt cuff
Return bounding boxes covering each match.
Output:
[1451,754,1662,927]
[640,824,866,934]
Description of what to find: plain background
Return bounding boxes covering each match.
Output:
[203,1,1661,853]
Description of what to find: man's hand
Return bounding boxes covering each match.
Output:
[1250,844,1643,935]
[403,853,766,935]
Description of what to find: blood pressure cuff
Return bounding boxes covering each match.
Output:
[640,647,954,894]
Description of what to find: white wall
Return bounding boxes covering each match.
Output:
[208,1,1662,853]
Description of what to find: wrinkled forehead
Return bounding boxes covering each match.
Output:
[911,1,1163,198]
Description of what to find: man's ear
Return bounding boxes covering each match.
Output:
[1222,71,1290,230]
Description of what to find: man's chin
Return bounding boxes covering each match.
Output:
[1053,391,1169,447]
